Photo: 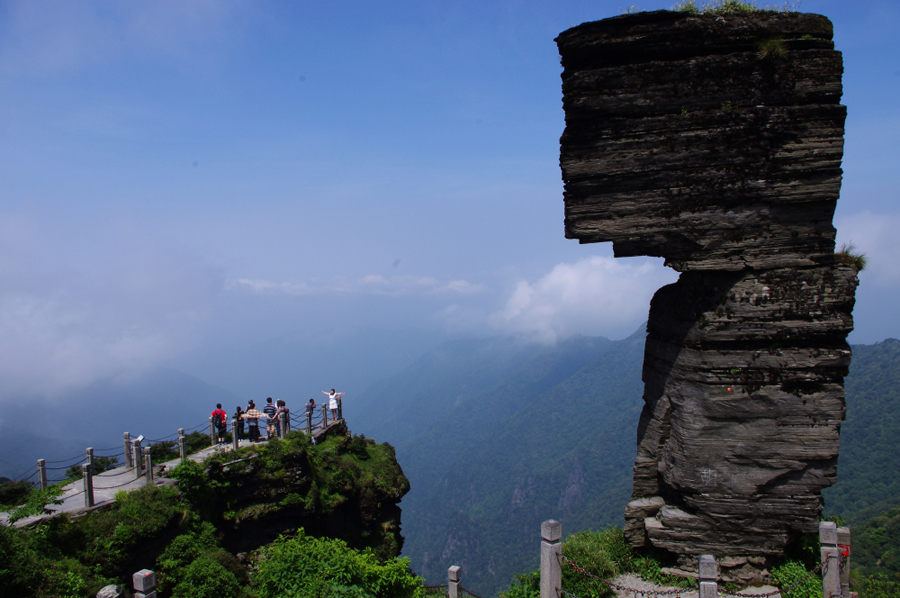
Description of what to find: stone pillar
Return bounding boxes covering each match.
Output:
[86,447,94,471]
[699,555,718,598]
[306,410,312,434]
[123,433,132,468]
[821,521,840,598]
[131,439,143,479]
[208,416,216,446]
[448,565,461,598]
[132,569,157,598]
[232,419,240,450]
[143,447,152,483]
[540,520,562,598]
[837,526,851,598]
[37,459,47,491]
[337,398,343,420]
[278,413,286,439]
[322,404,329,427]
[178,429,186,461]
[557,11,856,574]
[82,463,94,508]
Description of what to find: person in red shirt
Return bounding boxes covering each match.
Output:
[211,403,228,445]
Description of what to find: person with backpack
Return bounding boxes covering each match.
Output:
[211,403,228,445]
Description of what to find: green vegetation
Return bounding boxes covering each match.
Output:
[0,484,180,596]
[1,428,412,597]
[851,506,900,598]
[499,528,695,598]
[672,0,800,13]
[835,242,868,271]
[254,529,423,598]
[769,561,822,598]
[757,37,788,59]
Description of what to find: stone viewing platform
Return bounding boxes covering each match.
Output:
[0,407,348,528]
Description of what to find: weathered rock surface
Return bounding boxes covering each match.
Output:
[557,10,857,580]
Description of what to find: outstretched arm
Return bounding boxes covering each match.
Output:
[321,391,329,395]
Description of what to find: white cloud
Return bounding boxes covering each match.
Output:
[836,210,900,286]
[0,212,224,400]
[489,256,677,343]
[232,274,486,297]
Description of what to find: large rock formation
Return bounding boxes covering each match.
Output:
[556,10,858,579]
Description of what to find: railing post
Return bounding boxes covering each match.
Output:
[232,419,240,450]
[86,447,94,471]
[448,566,461,598]
[837,526,851,598]
[322,404,329,427]
[37,459,47,490]
[143,447,152,483]
[540,520,562,598]
[132,439,143,479]
[306,410,312,434]
[208,416,216,446]
[82,463,94,508]
[178,428,186,461]
[821,521,840,598]
[278,413,286,439]
[337,398,343,420]
[132,569,157,598]
[123,433,132,468]
[699,555,718,598]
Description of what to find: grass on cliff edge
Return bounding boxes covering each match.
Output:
[671,0,801,14]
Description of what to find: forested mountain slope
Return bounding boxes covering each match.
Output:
[354,333,900,596]
[823,338,900,523]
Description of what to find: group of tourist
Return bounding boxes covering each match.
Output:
[209,389,346,445]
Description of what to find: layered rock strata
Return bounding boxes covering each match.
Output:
[556,10,857,579]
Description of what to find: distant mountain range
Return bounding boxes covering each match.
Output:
[350,331,900,596]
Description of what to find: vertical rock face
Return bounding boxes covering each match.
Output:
[557,10,858,579]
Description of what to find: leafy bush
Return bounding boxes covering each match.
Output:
[499,528,694,598]
[253,529,424,598]
[171,554,241,598]
[771,561,822,598]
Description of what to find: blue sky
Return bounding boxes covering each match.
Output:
[1,0,898,402]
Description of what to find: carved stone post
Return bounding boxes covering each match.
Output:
[82,463,94,508]
[306,410,312,434]
[177,428,186,461]
[699,555,718,598]
[821,521,840,598]
[143,447,152,483]
[232,419,239,450]
[322,404,329,427]
[540,520,562,598]
[208,416,215,446]
[337,398,343,420]
[132,569,157,598]
[278,413,286,440]
[86,447,94,471]
[123,432,132,468]
[448,566,461,598]
[837,526,851,598]
[37,459,47,490]
[131,439,143,479]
